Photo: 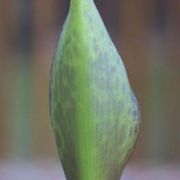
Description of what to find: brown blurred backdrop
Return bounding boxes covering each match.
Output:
[0,0,180,166]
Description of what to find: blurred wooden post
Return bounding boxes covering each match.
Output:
[148,0,168,163]
[165,0,180,162]
[9,0,34,159]
[0,0,9,157]
[0,0,21,157]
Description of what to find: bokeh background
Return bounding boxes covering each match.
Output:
[0,0,180,179]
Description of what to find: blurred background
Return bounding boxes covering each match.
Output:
[0,0,180,179]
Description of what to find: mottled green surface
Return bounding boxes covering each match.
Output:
[49,0,140,180]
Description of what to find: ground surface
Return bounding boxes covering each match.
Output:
[0,160,179,180]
